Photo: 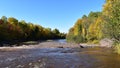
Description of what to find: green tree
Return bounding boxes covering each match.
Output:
[1,16,7,23]
[66,28,75,42]
[52,29,60,34]
[8,17,18,25]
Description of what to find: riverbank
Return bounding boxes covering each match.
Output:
[0,41,119,68]
[0,39,113,51]
[0,41,79,51]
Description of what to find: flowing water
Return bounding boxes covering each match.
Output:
[0,39,120,68]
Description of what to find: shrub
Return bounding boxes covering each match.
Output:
[114,43,120,54]
[92,40,99,44]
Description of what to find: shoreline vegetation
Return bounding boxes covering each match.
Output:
[0,16,66,46]
[66,0,120,54]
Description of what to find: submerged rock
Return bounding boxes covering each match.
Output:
[58,46,64,48]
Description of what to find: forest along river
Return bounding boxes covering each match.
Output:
[0,39,120,68]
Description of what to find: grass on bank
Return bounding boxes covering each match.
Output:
[113,43,120,54]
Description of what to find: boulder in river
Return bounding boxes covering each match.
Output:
[100,38,113,47]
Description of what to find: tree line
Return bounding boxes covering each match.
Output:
[0,16,66,45]
[66,12,102,43]
[66,0,120,53]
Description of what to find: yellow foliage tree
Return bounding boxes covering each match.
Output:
[74,19,82,36]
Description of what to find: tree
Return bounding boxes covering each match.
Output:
[66,28,75,42]
[67,12,102,43]
[1,16,7,23]
[74,19,83,36]
[8,17,18,25]
[52,29,60,34]
[87,16,103,41]
[0,16,65,45]
[102,0,120,42]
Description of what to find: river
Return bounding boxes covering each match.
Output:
[0,39,120,68]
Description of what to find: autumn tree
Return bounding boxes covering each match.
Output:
[66,27,75,42]
[102,0,120,42]
[0,16,66,45]
[67,12,102,43]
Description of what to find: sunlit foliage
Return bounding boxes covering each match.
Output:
[67,0,120,54]
[102,0,120,54]
[102,0,120,42]
[67,12,102,43]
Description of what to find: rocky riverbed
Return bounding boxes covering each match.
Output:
[0,41,120,68]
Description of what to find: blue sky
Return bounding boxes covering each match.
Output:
[0,0,105,33]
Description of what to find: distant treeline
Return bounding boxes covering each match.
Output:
[66,0,120,44]
[0,16,66,45]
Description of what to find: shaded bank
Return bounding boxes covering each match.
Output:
[0,39,66,47]
[0,16,66,46]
